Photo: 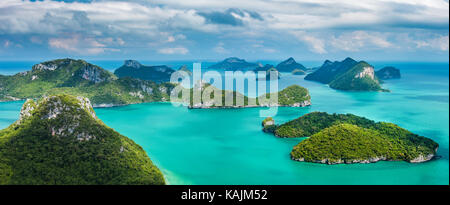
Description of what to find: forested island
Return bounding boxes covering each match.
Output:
[305,58,394,92]
[262,112,439,164]
[183,83,311,108]
[0,95,165,184]
[0,59,175,106]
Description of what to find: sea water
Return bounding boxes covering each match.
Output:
[0,61,448,185]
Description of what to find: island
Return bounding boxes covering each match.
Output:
[328,61,385,91]
[183,83,311,108]
[292,69,306,75]
[114,60,175,82]
[262,112,439,164]
[208,57,258,70]
[305,58,387,91]
[375,66,401,79]
[0,95,165,184]
[275,57,307,72]
[0,59,175,107]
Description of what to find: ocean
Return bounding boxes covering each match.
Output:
[0,60,448,185]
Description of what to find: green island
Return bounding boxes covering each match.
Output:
[305,58,390,92]
[183,83,311,108]
[0,59,175,106]
[275,57,308,72]
[329,61,386,91]
[0,95,165,184]
[262,112,439,164]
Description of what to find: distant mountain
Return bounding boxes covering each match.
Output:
[329,61,385,91]
[305,58,387,91]
[209,57,258,70]
[0,59,174,106]
[114,60,175,82]
[375,66,401,80]
[0,95,165,184]
[305,57,358,84]
[275,57,307,72]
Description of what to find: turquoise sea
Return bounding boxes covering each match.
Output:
[0,61,448,185]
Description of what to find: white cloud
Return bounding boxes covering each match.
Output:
[330,31,392,51]
[291,31,327,54]
[415,35,449,51]
[158,47,189,54]
[48,35,119,55]
[213,42,230,54]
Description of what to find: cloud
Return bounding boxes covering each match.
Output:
[415,35,449,51]
[0,0,448,59]
[292,31,327,54]
[330,31,392,51]
[48,35,119,55]
[158,47,189,54]
[213,42,229,54]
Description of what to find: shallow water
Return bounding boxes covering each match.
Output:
[0,61,448,185]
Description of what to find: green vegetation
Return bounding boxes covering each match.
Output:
[305,58,386,91]
[329,62,384,91]
[0,59,175,106]
[264,112,439,164]
[0,95,165,185]
[262,117,277,133]
[180,83,311,108]
[292,69,306,75]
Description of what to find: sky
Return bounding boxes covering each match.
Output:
[0,0,448,62]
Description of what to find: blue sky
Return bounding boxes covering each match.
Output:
[0,0,448,61]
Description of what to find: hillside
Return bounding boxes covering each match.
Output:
[329,61,384,91]
[305,57,358,84]
[182,83,311,108]
[304,58,386,91]
[262,112,439,164]
[114,60,175,82]
[0,59,175,106]
[0,95,165,184]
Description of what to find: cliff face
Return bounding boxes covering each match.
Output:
[329,61,384,91]
[0,95,165,185]
[355,66,375,80]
